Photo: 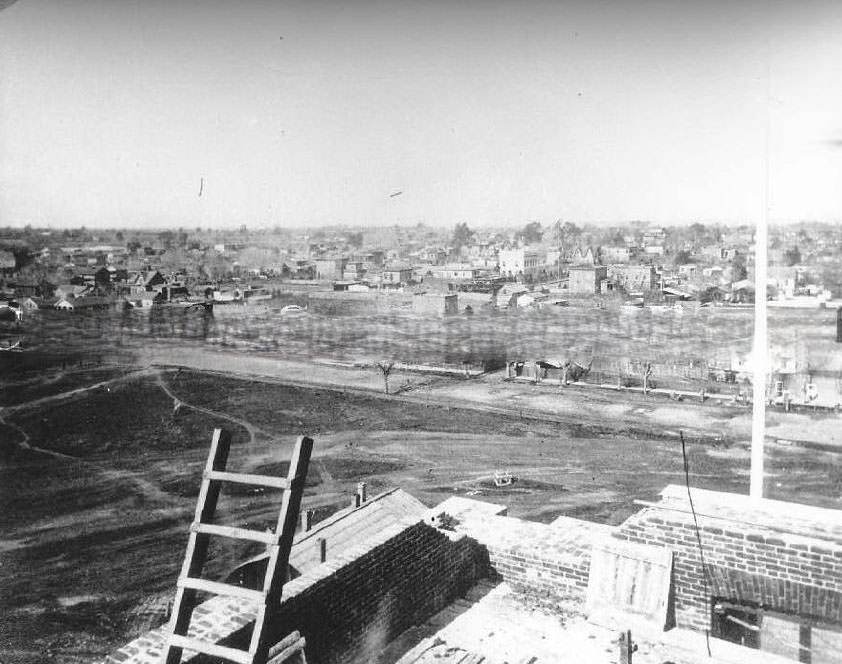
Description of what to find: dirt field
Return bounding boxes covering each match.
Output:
[1,365,840,663]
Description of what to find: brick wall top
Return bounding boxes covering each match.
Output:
[438,498,612,565]
[652,485,842,547]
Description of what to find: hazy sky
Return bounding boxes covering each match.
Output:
[1,0,841,228]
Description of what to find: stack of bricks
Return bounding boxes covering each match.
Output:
[612,485,842,631]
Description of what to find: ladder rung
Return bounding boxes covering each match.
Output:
[191,522,277,545]
[205,470,290,490]
[167,633,253,664]
[177,576,266,604]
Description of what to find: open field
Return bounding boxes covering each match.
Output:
[1,364,840,663]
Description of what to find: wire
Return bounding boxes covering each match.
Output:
[680,430,712,657]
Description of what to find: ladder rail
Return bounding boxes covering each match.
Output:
[164,428,232,664]
[161,430,312,664]
[249,436,313,661]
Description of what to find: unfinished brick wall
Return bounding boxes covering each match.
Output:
[101,519,488,664]
[614,504,842,632]
[449,508,611,609]
[270,521,487,664]
[485,536,589,608]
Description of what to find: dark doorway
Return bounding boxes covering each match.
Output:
[711,599,760,649]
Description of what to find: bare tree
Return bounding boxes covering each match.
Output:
[377,362,395,394]
[642,362,653,395]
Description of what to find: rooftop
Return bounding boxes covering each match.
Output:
[393,581,797,664]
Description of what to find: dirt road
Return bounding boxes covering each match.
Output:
[137,345,747,444]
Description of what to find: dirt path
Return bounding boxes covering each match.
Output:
[0,371,179,507]
[154,372,268,446]
[3,367,158,414]
[0,412,177,507]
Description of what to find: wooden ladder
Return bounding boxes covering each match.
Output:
[161,428,313,664]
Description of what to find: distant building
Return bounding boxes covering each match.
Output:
[498,248,543,281]
[416,247,448,265]
[19,297,40,311]
[570,246,596,266]
[343,261,367,281]
[95,266,112,288]
[429,264,478,281]
[600,245,633,264]
[382,264,413,285]
[568,266,608,295]
[608,265,658,291]
[54,284,91,300]
[642,226,666,247]
[314,257,348,281]
[0,250,15,276]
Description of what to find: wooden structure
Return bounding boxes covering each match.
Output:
[161,428,313,664]
[586,536,674,632]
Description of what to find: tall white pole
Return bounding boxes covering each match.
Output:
[750,48,771,502]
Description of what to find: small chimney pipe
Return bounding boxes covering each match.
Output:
[356,482,367,503]
[300,509,313,532]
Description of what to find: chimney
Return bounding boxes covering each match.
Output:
[353,493,361,508]
[300,509,313,532]
[356,482,367,504]
[318,537,327,563]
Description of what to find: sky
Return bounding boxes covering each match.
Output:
[1,0,842,229]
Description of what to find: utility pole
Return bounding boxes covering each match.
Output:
[750,44,771,502]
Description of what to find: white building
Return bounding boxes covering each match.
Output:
[429,264,478,281]
[498,248,544,280]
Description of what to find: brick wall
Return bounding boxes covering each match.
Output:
[446,502,611,610]
[269,521,487,664]
[614,491,842,632]
[102,519,488,664]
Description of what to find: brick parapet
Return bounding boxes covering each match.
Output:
[448,505,610,609]
[614,504,842,631]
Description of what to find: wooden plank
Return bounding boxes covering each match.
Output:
[191,522,276,545]
[206,470,289,491]
[268,632,301,659]
[167,633,252,664]
[266,637,305,664]
[586,536,673,630]
[177,576,265,603]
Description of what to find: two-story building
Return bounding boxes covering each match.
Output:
[498,248,544,281]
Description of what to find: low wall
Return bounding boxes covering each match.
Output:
[440,499,611,610]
